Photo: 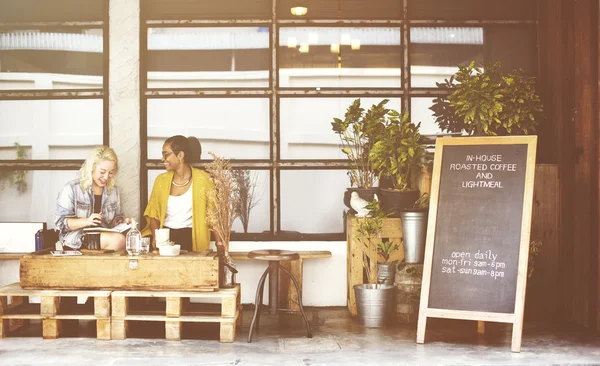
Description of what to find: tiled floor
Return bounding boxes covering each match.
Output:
[0,308,599,365]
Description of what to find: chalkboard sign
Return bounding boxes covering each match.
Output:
[416,136,537,353]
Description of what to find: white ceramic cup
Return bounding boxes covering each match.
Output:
[155,228,170,244]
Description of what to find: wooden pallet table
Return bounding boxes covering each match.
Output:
[346,216,404,316]
[0,283,111,340]
[111,284,241,343]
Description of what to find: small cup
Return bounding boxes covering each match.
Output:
[140,237,151,254]
[155,228,170,245]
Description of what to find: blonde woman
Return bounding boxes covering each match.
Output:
[55,146,130,251]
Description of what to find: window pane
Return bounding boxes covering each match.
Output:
[410,27,483,87]
[0,99,103,159]
[280,170,347,233]
[484,27,536,76]
[147,98,270,160]
[0,28,104,89]
[277,0,403,20]
[147,169,271,234]
[147,27,269,88]
[144,0,271,20]
[411,97,444,136]
[408,0,536,21]
[0,0,105,23]
[280,97,401,159]
[0,170,79,228]
[279,27,402,88]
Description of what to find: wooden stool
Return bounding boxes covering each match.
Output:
[247,250,312,342]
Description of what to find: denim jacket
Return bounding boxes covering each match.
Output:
[55,179,124,249]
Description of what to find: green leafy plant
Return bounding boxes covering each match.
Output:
[413,193,430,210]
[377,240,399,263]
[369,107,425,191]
[355,197,391,284]
[331,99,387,188]
[0,142,28,193]
[429,61,543,136]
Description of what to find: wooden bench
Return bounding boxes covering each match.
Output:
[230,250,331,311]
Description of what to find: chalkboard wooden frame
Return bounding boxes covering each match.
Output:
[416,136,537,353]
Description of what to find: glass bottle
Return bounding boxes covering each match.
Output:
[126,219,141,256]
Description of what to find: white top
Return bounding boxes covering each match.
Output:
[163,184,193,229]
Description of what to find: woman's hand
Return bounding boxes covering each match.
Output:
[88,213,103,227]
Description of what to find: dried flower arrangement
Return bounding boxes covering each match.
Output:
[205,152,242,286]
[232,169,261,233]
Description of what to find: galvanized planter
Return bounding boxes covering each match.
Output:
[399,210,428,263]
[377,261,398,285]
[353,283,394,327]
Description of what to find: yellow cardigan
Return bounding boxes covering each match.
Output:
[142,167,214,252]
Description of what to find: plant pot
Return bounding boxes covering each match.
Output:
[399,210,428,263]
[354,283,394,327]
[395,262,424,323]
[380,189,419,218]
[377,261,397,285]
[343,187,380,214]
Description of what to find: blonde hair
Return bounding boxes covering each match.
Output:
[79,146,119,192]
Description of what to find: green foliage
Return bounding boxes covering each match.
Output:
[377,240,399,263]
[331,99,387,188]
[413,193,430,209]
[429,61,543,136]
[355,197,391,283]
[0,142,28,193]
[369,109,426,191]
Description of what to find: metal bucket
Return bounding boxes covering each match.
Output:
[377,261,397,285]
[399,211,428,263]
[354,284,394,327]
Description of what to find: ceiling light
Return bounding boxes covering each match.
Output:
[287,37,297,48]
[330,43,340,53]
[341,33,351,46]
[351,39,360,50]
[299,43,309,53]
[290,6,308,16]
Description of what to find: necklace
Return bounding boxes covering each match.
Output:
[171,177,191,187]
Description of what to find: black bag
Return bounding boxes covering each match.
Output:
[35,227,59,251]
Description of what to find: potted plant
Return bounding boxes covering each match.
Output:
[206,152,241,288]
[331,99,386,213]
[353,196,395,327]
[369,106,426,216]
[377,240,400,285]
[429,61,543,136]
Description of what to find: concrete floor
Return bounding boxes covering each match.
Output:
[0,308,599,366]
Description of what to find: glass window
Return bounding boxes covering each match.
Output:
[0,28,104,89]
[280,169,348,233]
[277,0,403,20]
[143,0,271,20]
[147,98,270,160]
[147,169,271,234]
[278,27,402,88]
[147,27,270,88]
[484,27,537,76]
[408,0,537,21]
[410,27,484,88]
[411,97,444,136]
[0,0,105,23]
[280,97,401,159]
[0,170,79,228]
[0,99,103,159]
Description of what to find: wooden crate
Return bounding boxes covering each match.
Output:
[111,284,241,343]
[0,283,111,340]
[346,216,404,316]
[20,250,220,291]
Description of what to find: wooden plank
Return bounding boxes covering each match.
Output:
[230,251,332,260]
[0,283,111,297]
[165,321,181,340]
[42,319,60,339]
[40,296,59,317]
[20,253,220,291]
[94,296,111,318]
[96,318,111,340]
[0,253,28,260]
[0,296,6,316]
[0,319,8,338]
[221,295,237,318]
[166,297,182,318]
[112,296,127,317]
[111,319,127,340]
[111,287,238,298]
[220,322,235,343]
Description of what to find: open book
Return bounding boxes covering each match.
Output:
[83,222,131,233]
